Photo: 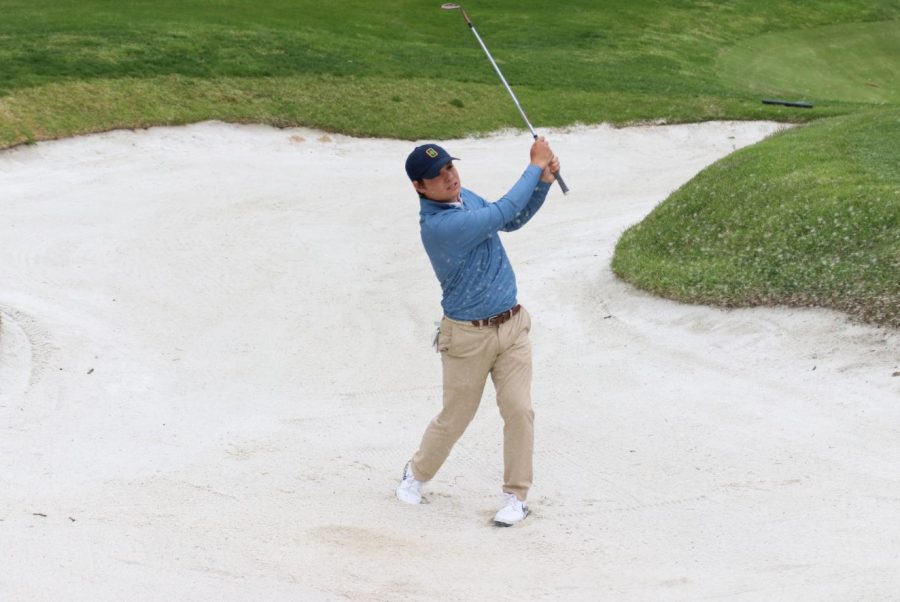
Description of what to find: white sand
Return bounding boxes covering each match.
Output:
[1,121,897,601]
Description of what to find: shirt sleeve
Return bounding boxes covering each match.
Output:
[425,165,543,254]
[501,179,551,232]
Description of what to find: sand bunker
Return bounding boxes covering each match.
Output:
[1,121,897,600]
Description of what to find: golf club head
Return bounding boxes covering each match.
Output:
[441,3,472,25]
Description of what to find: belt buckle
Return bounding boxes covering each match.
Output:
[478,306,515,328]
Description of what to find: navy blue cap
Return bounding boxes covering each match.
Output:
[405,144,459,180]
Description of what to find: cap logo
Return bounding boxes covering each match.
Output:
[425,148,439,158]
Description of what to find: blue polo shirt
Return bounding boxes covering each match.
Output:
[419,164,550,321]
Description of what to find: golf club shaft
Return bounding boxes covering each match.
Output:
[459,8,569,194]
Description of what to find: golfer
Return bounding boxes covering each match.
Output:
[397,138,559,526]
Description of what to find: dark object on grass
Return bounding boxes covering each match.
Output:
[762,98,814,109]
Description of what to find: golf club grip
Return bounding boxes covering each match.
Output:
[553,171,569,194]
[531,135,569,194]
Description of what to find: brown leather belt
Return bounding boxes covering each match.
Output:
[471,304,521,328]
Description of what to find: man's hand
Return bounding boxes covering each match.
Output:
[530,136,559,183]
[530,136,554,169]
[541,155,560,184]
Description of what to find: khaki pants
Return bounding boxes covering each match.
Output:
[411,306,534,501]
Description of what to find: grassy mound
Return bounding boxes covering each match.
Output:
[612,109,899,327]
[717,20,900,104]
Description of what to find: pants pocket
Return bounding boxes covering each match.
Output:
[443,321,487,358]
[437,320,452,353]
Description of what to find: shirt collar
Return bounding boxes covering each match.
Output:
[419,195,464,214]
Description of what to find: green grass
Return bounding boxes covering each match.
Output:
[0,0,898,326]
[1,0,899,146]
[718,20,900,104]
[613,109,900,327]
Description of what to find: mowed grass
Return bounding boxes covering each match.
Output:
[0,0,898,326]
[1,0,899,146]
[613,109,900,327]
[717,20,900,104]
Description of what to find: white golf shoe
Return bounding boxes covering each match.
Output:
[493,492,529,527]
[396,461,425,504]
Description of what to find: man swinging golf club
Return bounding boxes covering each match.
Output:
[397,137,560,526]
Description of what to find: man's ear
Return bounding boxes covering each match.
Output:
[412,180,426,195]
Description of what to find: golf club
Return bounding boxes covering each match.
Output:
[441,3,570,194]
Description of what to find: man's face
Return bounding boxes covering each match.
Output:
[413,161,461,202]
